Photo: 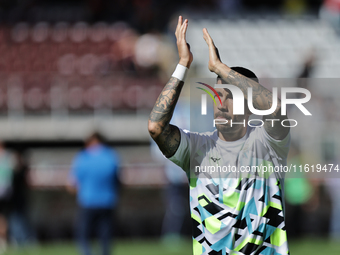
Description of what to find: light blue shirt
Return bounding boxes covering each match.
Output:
[71,144,120,208]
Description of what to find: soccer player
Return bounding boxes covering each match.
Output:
[148,16,291,255]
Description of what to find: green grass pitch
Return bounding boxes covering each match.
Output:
[3,238,340,255]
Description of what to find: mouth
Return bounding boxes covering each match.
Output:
[215,115,231,120]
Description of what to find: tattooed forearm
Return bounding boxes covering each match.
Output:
[217,69,279,113]
[148,77,184,157]
[149,77,184,131]
[216,66,289,140]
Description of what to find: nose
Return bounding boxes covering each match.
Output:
[217,99,229,112]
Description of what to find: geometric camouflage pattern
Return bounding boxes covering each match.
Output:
[170,127,290,255]
[190,176,288,255]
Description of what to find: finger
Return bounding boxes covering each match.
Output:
[203,28,212,44]
[183,19,189,37]
[175,16,182,36]
[202,28,209,44]
[179,19,187,41]
[180,21,188,41]
[203,29,218,56]
[180,19,187,35]
[177,16,182,30]
[203,28,212,41]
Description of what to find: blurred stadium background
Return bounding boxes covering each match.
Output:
[0,0,340,254]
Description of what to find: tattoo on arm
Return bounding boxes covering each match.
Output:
[149,77,184,157]
[217,68,289,140]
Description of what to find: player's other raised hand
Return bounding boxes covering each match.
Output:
[203,28,223,73]
[175,16,193,68]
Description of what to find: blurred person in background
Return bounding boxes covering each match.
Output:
[9,150,35,246]
[111,26,139,73]
[284,143,314,238]
[284,54,315,238]
[0,142,15,252]
[161,161,189,241]
[68,132,120,255]
[296,52,316,95]
[284,52,325,238]
[151,140,189,246]
[149,16,291,255]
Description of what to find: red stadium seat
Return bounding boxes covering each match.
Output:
[32,22,49,43]
[51,22,69,43]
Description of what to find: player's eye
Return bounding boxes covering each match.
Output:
[226,94,233,99]
[216,92,223,97]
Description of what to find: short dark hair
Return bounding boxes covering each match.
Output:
[85,131,105,146]
[218,66,259,83]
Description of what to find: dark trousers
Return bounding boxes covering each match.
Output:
[77,208,113,255]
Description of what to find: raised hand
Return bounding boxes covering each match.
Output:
[203,28,223,73]
[175,16,193,68]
